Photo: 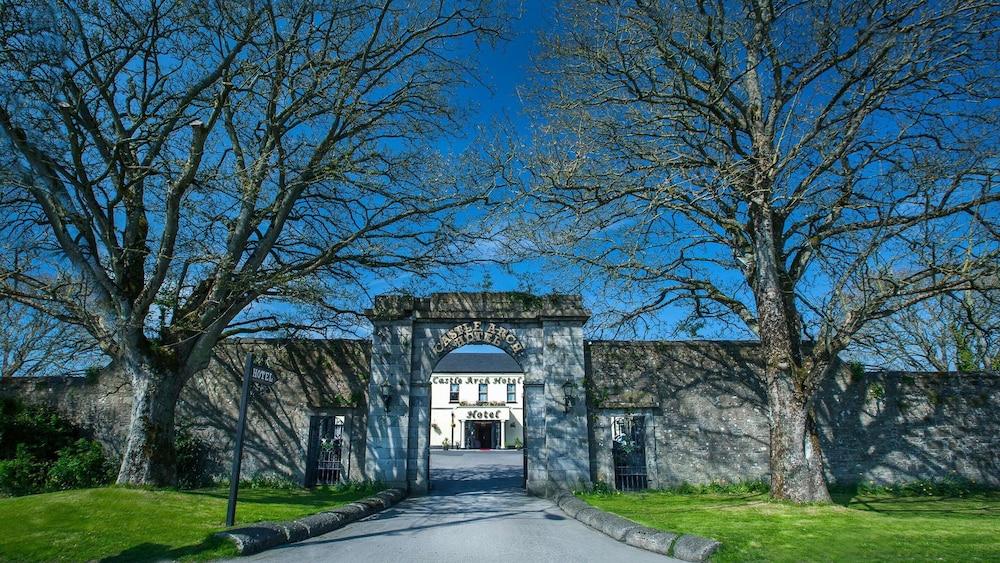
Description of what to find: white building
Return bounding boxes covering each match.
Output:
[429,353,523,449]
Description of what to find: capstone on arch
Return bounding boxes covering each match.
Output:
[363,292,592,495]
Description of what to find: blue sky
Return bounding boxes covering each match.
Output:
[365,6,556,296]
[258,3,995,358]
[446,4,551,295]
[359,4,702,343]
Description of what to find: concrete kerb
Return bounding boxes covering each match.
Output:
[216,487,407,556]
[550,491,721,562]
[673,534,724,562]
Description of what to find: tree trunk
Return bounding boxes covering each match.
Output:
[116,356,183,486]
[749,201,831,503]
[766,374,830,502]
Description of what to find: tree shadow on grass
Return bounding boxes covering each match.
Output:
[183,487,372,508]
[829,487,1000,516]
[101,534,232,562]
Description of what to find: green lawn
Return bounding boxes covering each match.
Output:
[580,490,1000,562]
[0,486,377,562]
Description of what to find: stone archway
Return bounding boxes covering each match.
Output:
[363,292,592,495]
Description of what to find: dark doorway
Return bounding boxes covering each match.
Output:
[465,420,500,449]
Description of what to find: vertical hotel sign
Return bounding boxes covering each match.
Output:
[432,321,525,355]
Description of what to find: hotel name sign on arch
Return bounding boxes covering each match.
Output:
[430,376,523,385]
[431,321,525,355]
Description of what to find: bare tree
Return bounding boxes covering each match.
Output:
[0,0,506,485]
[852,286,1000,372]
[0,240,106,379]
[522,0,999,501]
[0,300,104,379]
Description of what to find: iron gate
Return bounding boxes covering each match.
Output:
[315,416,345,485]
[612,415,648,491]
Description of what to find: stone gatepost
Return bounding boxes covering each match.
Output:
[362,292,593,495]
[363,297,415,490]
[537,319,591,494]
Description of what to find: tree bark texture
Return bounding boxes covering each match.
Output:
[116,355,183,486]
[765,376,830,503]
[751,204,831,502]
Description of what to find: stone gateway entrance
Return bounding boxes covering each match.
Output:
[4,292,995,498]
[362,293,592,495]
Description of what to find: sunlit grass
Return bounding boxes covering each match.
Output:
[0,485,376,562]
[580,489,1000,562]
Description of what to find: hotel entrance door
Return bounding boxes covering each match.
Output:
[464,420,501,449]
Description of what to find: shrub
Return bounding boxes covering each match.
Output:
[322,480,383,495]
[175,429,212,489]
[851,478,980,498]
[673,480,770,495]
[0,398,80,462]
[0,399,112,496]
[46,439,114,491]
[589,480,617,495]
[0,445,48,496]
[246,473,299,490]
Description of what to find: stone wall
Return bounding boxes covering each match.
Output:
[587,341,771,487]
[0,374,134,460]
[0,338,371,485]
[587,340,1000,488]
[179,339,370,483]
[2,333,996,490]
[816,369,999,487]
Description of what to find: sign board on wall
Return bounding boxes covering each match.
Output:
[461,409,505,420]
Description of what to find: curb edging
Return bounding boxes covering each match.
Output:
[552,491,720,561]
[216,488,407,556]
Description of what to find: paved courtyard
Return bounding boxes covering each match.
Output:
[240,449,677,562]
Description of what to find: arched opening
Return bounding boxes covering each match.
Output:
[427,343,526,493]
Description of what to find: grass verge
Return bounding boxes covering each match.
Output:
[0,485,379,562]
[579,489,1000,562]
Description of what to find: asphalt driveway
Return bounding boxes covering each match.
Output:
[239,449,676,562]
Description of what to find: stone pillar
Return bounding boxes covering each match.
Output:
[519,326,548,495]
[347,409,369,482]
[538,320,592,494]
[524,382,548,494]
[363,319,413,489]
[591,412,615,487]
[644,413,660,489]
[406,381,431,493]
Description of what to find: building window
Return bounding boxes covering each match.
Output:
[507,383,516,403]
[450,383,459,403]
[479,383,488,403]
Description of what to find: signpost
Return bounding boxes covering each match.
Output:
[226,353,277,527]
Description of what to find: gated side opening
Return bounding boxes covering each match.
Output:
[612,415,648,491]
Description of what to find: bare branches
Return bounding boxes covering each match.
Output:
[523,2,997,499]
[0,299,104,378]
[523,0,999,365]
[0,0,508,378]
